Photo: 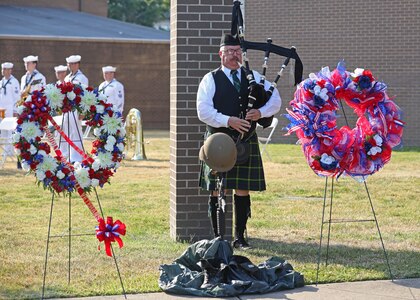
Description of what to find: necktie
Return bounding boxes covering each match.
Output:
[231,70,241,92]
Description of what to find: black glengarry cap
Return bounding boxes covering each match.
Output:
[220,33,240,46]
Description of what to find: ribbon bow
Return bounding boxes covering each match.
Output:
[96,217,126,257]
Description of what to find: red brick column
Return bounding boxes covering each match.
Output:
[169,0,235,241]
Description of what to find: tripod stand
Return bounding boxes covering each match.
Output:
[214,172,227,239]
[41,188,127,299]
[315,101,394,284]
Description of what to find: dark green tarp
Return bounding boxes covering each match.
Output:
[159,238,304,297]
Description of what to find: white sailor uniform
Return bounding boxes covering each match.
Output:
[98,79,125,114]
[1,75,20,118]
[60,70,89,162]
[20,70,46,94]
[0,74,20,155]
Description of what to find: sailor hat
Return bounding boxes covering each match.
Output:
[1,62,14,69]
[54,65,68,72]
[66,55,82,63]
[23,55,39,63]
[102,66,117,73]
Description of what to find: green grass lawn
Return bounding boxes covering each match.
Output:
[1,131,419,299]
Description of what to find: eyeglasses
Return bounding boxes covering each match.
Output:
[223,48,242,55]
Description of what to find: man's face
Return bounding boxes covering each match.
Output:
[219,46,242,70]
[24,61,36,73]
[1,68,12,78]
[56,71,66,82]
[103,72,115,82]
[67,62,79,73]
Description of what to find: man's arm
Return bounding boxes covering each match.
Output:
[196,72,230,128]
[118,82,124,114]
[12,78,20,116]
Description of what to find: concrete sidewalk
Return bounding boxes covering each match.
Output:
[54,278,419,300]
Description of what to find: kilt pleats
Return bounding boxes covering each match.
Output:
[199,132,266,191]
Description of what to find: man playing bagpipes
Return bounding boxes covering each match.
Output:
[197,33,282,249]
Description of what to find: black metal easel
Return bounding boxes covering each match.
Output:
[315,101,394,284]
[41,112,127,299]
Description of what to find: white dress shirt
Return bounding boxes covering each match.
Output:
[98,79,125,114]
[197,66,281,128]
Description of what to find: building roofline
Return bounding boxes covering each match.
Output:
[0,34,169,44]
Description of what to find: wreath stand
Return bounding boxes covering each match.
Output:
[41,112,127,299]
[315,101,394,284]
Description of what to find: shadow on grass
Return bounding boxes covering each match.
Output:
[247,238,420,280]
[0,168,25,176]
[123,158,168,163]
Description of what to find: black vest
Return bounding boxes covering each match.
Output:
[206,67,251,138]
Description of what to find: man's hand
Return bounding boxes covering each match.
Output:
[228,116,251,134]
[245,109,261,121]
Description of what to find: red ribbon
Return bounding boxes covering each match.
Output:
[47,115,93,163]
[96,217,126,257]
[43,126,126,256]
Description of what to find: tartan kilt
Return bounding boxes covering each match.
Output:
[199,132,266,191]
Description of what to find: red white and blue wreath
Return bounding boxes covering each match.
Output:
[13,82,126,256]
[285,61,404,181]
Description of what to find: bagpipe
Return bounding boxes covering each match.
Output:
[231,0,303,137]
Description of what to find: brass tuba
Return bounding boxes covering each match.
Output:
[124,108,147,160]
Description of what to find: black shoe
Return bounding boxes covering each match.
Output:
[232,238,251,249]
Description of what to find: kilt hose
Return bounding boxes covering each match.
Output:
[199,131,266,191]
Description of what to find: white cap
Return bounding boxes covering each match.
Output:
[66,55,81,63]
[102,66,116,73]
[54,65,68,72]
[1,62,13,69]
[23,55,39,63]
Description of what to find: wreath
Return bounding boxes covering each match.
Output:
[13,82,126,256]
[285,61,404,181]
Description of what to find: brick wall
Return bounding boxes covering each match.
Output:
[0,0,108,17]
[245,0,420,146]
[170,0,235,241]
[0,37,169,128]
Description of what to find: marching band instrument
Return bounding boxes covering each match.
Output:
[16,78,42,107]
[124,108,147,160]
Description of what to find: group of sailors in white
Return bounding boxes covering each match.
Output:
[0,54,125,163]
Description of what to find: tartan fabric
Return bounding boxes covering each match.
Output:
[199,132,266,191]
[231,70,241,92]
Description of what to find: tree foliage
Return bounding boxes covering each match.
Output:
[108,0,170,28]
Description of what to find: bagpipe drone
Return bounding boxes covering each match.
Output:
[230,0,303,138]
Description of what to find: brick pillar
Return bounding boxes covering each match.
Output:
[170,0,234,241]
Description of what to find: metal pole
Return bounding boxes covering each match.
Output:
[41,192,55,299]
[68,193,72,284]
[325,178,334,266]
[94,188,127,298]
[316,177,329,285]
[110,244,127,300]
[364,181,393,280]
